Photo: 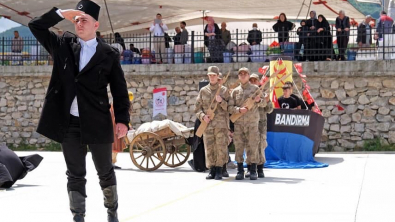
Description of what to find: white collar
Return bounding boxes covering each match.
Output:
[79,38,98,47]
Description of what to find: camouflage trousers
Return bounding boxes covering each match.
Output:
[246,134,268,165]
[203,128,229,168]
[234,124,259,163]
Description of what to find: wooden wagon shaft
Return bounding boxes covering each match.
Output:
[229,68,281,123]
[195,71,230,137]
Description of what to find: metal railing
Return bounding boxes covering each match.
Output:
[1,26,395,66]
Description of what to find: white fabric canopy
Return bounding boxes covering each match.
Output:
[0,0,366,34]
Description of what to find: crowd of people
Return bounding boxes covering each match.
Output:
[103,10,395,64]
[6,9,395,65]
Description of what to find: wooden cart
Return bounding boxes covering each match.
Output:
[124,127,194,171]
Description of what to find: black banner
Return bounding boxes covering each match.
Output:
[267,109,325,155]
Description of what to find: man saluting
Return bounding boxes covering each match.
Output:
[29,1,130,221]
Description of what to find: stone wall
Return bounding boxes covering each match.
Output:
[0,60,394,150]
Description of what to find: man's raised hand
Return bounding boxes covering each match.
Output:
[60,9,85,23]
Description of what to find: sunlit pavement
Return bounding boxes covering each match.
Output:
[1,152,395,222]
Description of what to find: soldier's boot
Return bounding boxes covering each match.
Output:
[215,167,223,180]
[68,191,85,222]
[103,185,119,222]
[245,164,251,178]
[257,164,265,178]
[250,163,258,180]
[235,163,245,180]
[222,163,229,178]
[206,167,216,180]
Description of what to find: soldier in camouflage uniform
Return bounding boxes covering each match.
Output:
[245,73,273,178]
[228,68,267,180]
[194,66,230,180]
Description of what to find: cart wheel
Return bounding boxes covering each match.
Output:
[163,144,191,168]
[129,132,166,171]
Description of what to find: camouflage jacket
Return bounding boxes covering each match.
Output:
[194,83,229,130]
[259,100,274,137]
[228,82,267,126]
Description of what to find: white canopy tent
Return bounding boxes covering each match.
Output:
[0,0,366,34]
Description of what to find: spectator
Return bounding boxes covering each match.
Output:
[110,41,124,56]
[296,20,309,61]
[204,17,224,63]
[335,10,350,60]
[114,32,126,51]
[376,11,394,39]
[272,13,295,44]
[129,44,140,55]
[316,14,333,61]
[96,31,106,43]
[150,13,169,64]
[278,83,299,109]
[173,27,182,45]
[306,11,319,61]
[180,21,188,45]
[221,22,231,46]
[247,23,263,45]
[11,31,23,53]
[357,15,373,48]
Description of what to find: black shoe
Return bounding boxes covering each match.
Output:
[257,164,265,178]
[235,163,244,180]
[245,165,251,178]
[250,164,258,180]
[103,185,119,222]
[215,167,223,180]
[68,191,85,222]
[206,167,216,180]
[222,163,229,177]
[113,164,121,169]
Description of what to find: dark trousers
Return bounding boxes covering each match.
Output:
[337,35,349,60]
[61,115,116,197]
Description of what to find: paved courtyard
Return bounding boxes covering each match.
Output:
[1,152,395,222]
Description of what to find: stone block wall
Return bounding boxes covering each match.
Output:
[0,60,394,150]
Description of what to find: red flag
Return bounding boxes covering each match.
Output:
[272,90,280,108]
[294,63,303,74]
[301,78,307,83]
[304,84,311,90]
[336,104,345,111]
[260,75,268,85]
[270,41,280,47]
[258,66,269,74]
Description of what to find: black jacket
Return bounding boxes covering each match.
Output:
[357,22,373,45]
[28,8,130,144]
[335,16,350,36]
[247,29,262,45]
[204,23,221,47]
[273,20,294,41]
[306,19,319,31]
[173,32,182,45]
[297,23,310,43]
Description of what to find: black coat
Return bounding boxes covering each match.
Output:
[273,20,294,42]
[247,30,262,45]
[357,22,373,45]
[204,23,221,47]
[335,16,350,37]
[28,8,130,144]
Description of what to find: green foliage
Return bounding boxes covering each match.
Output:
[362,138,395,151]
[7,140,62,152]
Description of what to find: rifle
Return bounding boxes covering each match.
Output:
[229,71,290,123]
[195,71,230,137]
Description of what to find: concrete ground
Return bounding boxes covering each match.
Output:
[1,152,395,222]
